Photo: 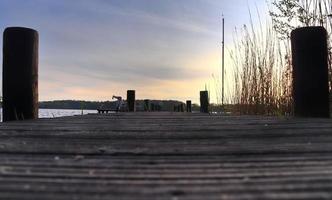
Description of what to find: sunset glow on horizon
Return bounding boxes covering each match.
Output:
[0,0,268,103]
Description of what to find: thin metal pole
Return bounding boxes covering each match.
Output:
[222,16,225,106]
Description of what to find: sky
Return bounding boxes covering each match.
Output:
[0,0,268,103]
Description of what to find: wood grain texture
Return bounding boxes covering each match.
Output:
[0,112,332,199]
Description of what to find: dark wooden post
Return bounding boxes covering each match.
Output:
[127,90,135,112]
[200,91,209,113]
[155,104,161,111]
[291,27,330,118]
[186,100,192,112]
[144,99,150,112]
[178,104,182,112]
[3,27,39,122]
[175,104,179,112]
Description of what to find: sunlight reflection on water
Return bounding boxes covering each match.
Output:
[0,109,98,121]
[38,109,98,118]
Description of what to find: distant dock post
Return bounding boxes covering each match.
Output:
[144,99,150,112]
[174,105,180,112]
[3,27,39,122]
[180,104,184,112]
[127,90,136,112]
[186,100,192,112]
[200,91,209,113]
[291,27,330,118]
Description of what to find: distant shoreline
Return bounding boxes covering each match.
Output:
[38,100,186,111]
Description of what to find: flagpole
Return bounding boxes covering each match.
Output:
[222,15,225,106]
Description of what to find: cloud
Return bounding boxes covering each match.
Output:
[0,0,268,102]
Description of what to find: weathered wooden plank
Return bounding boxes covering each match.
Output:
[0,136,331,155]
[0,112,332,199]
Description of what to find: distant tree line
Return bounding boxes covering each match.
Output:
[0,100,225,113]
[38,100,185,111]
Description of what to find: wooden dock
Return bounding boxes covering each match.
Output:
[1,112,332,199]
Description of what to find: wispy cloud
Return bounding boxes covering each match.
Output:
[0,0,268,102]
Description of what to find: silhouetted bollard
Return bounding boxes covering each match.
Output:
[127,90,135,112]
[200,91,209,113]
[3,27,39,122]
[174,104,180,112]
[291,26,330,118]
[186,100,192,113]
[155,104,161,111]
[144,99,150,112]
[180,104,184,112]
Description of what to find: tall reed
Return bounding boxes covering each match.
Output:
[229,21,292,115]
[270,0,332,89]
[227,0,331,115]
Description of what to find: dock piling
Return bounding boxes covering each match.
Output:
[127,90,136,112]
[200,91,209,113]
[186,100,192,112]
[180,104,184,112]
[144,99,150,112]
[291,27,330,118]
[3,27,39,122]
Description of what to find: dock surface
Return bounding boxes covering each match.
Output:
[1,112,332,199]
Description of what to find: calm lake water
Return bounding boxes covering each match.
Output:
[38,109,98,118]
[0,109,98,121]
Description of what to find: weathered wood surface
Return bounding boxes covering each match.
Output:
[1,112,332,199]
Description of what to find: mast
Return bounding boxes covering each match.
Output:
[222,16,225,106]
